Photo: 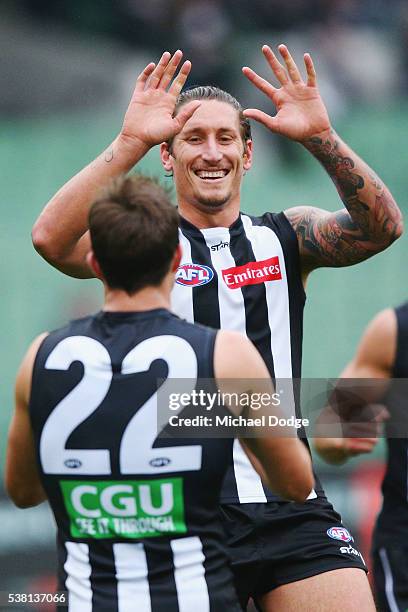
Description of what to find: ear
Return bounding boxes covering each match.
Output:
[243,139,253,171]
[86,251,104,280]
[171,244,182,272]
[160,142,174,172]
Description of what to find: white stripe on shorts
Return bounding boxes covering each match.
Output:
[379,547,400,612]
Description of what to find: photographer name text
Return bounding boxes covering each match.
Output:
[168,415,309,429]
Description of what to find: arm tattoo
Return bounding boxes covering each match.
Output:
[287,131,403,269]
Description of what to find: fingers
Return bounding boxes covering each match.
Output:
[255,44,317,89]
[277,44,303,84]
[168,60,192,97]
[242,66,277,100]
[134,50,192,95]
[173,101,202,133]
[345,437,379,455]
[243,108,279,133]
[344,422,381,438]
[148,51,172,88]
[158,50,183,90]
[371,405,390,422]
[135,62,156,92]
[304,53,317,87]
[261,45,288,86]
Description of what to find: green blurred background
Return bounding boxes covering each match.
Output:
[2,105,407,453]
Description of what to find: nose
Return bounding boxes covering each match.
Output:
[201,136,223,163]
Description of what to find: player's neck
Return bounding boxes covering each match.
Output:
[178,200,241,229]
[103,285,171,313]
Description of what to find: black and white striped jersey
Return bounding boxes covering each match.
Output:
[29,309,240,611]
[172,212,322,503]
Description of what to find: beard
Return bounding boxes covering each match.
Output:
[195,192,231,210]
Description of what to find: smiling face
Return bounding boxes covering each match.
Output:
[161,100,252,215]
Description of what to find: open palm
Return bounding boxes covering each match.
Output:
[121,51,200,148]
[242,45,331,142]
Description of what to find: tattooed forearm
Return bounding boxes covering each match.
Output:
[288,131,403,269]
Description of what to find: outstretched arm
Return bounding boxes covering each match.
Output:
[32,50,200,278]
[243,45,403,275]
[313,309,395,464]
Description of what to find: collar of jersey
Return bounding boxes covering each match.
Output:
[179,213,244,237]
[97,308,172,321]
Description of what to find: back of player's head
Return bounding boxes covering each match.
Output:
[89,174,179,294]
[169,85,252,151]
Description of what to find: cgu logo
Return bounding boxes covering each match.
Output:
[175,263,214,287]
[71,483,174,518]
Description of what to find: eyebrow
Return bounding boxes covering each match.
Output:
[182,126,239,136]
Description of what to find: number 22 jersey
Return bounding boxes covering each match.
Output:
[29,309,241,611]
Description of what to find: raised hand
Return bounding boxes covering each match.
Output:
[120,50,201,149]
[242,44,331,142]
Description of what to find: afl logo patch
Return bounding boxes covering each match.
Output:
[64,458,82,469]
[175,263,214,287]
[149,457,171,468]
[327,527,353,542]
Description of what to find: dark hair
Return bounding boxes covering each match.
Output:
[89,174,179,294]
[168,85,252,152]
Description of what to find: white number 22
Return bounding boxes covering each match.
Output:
[40,335,202,475]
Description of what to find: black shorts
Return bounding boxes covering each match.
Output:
[220,497,367,609]
[372,546,408,612]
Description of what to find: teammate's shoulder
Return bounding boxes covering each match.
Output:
[38,313,97,348]
[16,331,50,401]
[216,329,248,346]
[214,330,270,379]
[215,329,255,357]
[23,332,50,364]
[355,308,396,370]
[367,308,396,339]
